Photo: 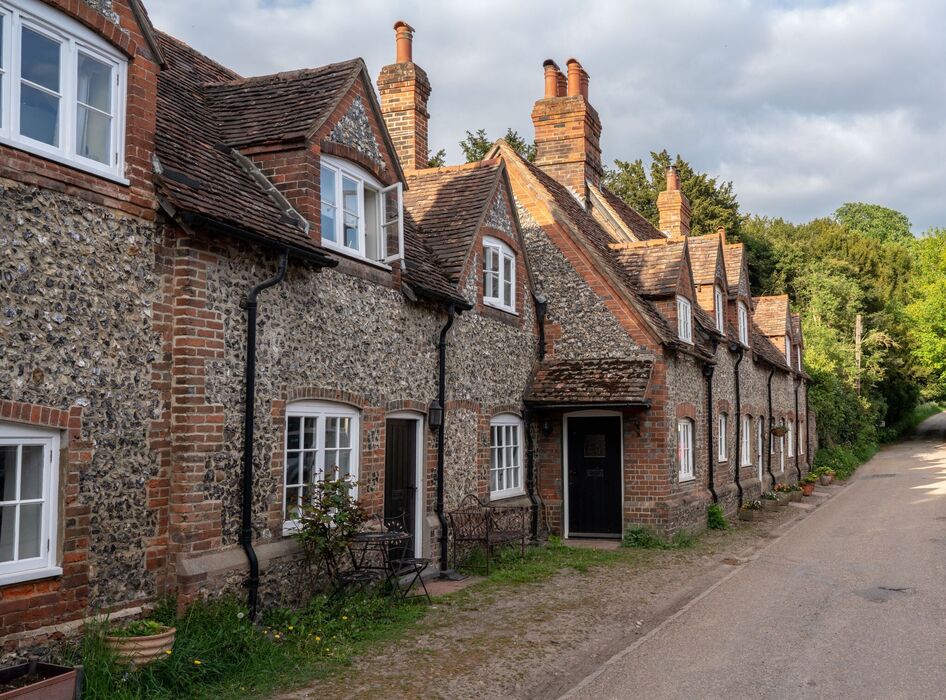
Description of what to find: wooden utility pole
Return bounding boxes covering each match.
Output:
[855,313,863,396]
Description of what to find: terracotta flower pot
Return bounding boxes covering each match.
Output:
[104,627,176,665]
[0,660,80,700]
[801,483,815,496]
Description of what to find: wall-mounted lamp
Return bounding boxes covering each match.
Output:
[428,399,443,430]
[541,418,553,437]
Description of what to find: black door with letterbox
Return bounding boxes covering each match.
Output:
[567,416,622,537]
[384,418,417,556]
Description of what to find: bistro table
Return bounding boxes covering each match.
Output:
[347,530,412,596]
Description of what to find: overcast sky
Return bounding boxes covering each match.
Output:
[149,0,946,232]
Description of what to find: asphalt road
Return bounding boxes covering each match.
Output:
[563,412,946,700]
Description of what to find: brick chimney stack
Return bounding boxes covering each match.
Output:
[532,58,602,201]
[377,21,431,172]
[657,166,691,237]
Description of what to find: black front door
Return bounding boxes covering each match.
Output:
[384,418,417,555]
[567,416,622,537]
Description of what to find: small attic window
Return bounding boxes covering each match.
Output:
[714,286,725,333]
[784,336,791,366]
[737,302,749,346]
[483,236,516,313]
[676,296,693,344]
[320,155,403,267]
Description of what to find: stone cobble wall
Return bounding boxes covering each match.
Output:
[0,182,161,607]
[665,352,709,533]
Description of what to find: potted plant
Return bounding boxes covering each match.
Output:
[104,619,176,666]
[739,499,764,521]
[787,483,803,502]
[801,473,817,496]
[814,467,835,486]
[772,483,792,505]
[761,492,780,510]
[770,425,788,438]
[0,658,82,699]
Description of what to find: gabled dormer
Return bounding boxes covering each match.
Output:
[753,295,793,367]
[688,231,729,336]
[791,313,805,373]
[724,242,753,347]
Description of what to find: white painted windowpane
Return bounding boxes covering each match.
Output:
[77,53,110,112]
[287,416,301,451]
[342,176,359,250]
[343,212,359,250]
[338,418,351,448]
[364,187,382,260]
[320,166,337,242]
[18,503,41,559]
[325,418,338,449]
[76,53,111,164]
[285,452,300,487]
[21,84,59,145]
[336,449,351,478]
[21,28,60,146]
[303,417,317,449]
[0,447,15,501]
[20,446,42,500]
[0,505,13,562]
[503,255,513,306]
[22,27,59,91]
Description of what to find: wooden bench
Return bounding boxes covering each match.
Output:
[447,494,528,573]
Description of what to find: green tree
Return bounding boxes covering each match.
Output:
[835,202,914,244]
[459,128,536,164]
[426,148,447,168]
[604,150,742,240]
[906,228,946,399]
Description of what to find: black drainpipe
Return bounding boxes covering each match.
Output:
[766,368,776,490]
[241,249,288,621]
[702,363,718,503]
[535,296,548,360]
[435,304,456,577]
[794,378,802,480]
[731,345,744,508]
[523,406,540,540]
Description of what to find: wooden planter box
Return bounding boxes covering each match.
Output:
[775,492,790,506]
[104,627,176,666]
[762,499,780,510]
[0,660,82,700]
[789,491,803,502]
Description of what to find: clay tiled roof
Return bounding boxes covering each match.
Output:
[205,60,362,148]
[525,358,653,407]
[403,161,503,284]
[401,215,469,306]
[613,239,686,298]
[724,243,746,296]
[495,143,674,343]
[750,323,789,370]
[753,295,790,337]
[593,186,666,242]
[688,234,724,286]
[155,33,330,259]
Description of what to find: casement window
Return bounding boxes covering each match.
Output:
[796,347,802,372]
[741,415,751,466]
[714,286,725,333]
[717,413,728,462]
[677,419,694,481]
[756,417,764,482]
[483,237,516,313]
[784,337,791,365]
[737,302,749,346]
[283,402,360,530]
[320,155,404,266]
[490,414,523,499]
[788,421,795,457]
[0,422,60,586]
[779,435,785,471]
[676,296,693,344]
[799,420,805,455]
[0,0,127,181]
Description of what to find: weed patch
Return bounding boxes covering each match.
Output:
[622,527,696,550]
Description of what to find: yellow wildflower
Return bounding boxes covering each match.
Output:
[193,660,201,666]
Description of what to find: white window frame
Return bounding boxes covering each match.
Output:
[796,346,802,372]
[0,0,127,182]
[737,301,749,346]
[676,296,693,344]
[489,413,524,500]
[785,336,791,365]
[779,434,785,471]
[788,421,795,457]
[319,155,404,268]
[714,286,725,333]
[0,421,61,586]
[483,236,516,313]
[756,417,764,483]
[677,419,694,482]
[283,401,360,534]
[717,413,728,462]
[799,420,805,455]
[741,415,751,466]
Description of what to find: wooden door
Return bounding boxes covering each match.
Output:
[567,416,622,537]
[384,418,417,555]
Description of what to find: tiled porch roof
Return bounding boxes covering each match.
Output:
[525,357,653,407]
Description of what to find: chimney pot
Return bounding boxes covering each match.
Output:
[394,20,414,63]
[666,166,681,191]
[543,60,560,99]
[566,58,582,97]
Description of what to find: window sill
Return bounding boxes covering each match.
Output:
[323,243,394,271]
[490,488,526,502]
[483,299,518,316]
[678,474,696,483]
[0,565,63,588]
[0,136,129,186]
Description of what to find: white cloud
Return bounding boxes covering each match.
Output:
[147,0,946,231]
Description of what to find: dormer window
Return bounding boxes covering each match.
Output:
[737,301,749,346]
[320,155,403,266]
[0,0,127,181]
[483,236,516,313]
[784,336,791,365]
[796,346,802,372]
[676,296,693,344]
[714,286,725,333]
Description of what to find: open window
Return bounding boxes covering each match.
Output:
[320,155,404,267]
[677,419,694,481]
[714,286,725,333]
[737,301,749,346]
[676,296,693,344]
[483,236,516,313]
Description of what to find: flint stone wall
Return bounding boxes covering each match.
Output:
[0,181,161,607]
